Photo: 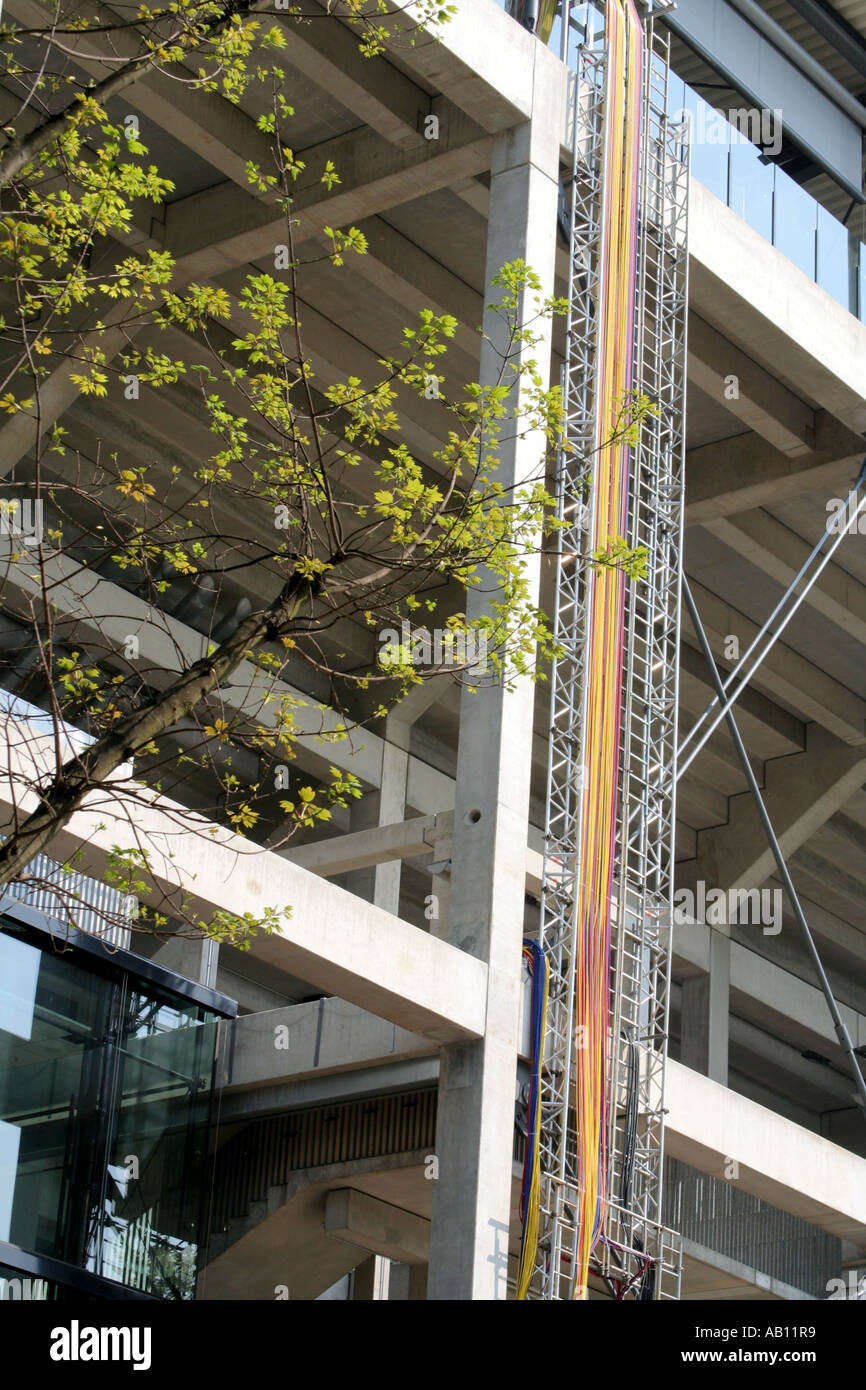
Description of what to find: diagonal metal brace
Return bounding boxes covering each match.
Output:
[678,461,866,780]
[681,575,866,1125]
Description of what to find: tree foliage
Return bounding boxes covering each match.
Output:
[0,0,647,946]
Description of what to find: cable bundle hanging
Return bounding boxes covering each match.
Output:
[569,0,644,1301]
[516,940,549,1299]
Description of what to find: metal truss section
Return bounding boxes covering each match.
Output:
[529,16,688,1301]
[531,36,607,1302]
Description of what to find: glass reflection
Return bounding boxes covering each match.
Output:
[0,921,217,1298]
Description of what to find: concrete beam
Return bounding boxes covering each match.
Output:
[727,1013,856,1109]
[684,413,865,526]
[681,1242,809,1301]
[218,999,435,1092]
[665,1059,866,1246]
[683,580,866,743]
[0,540,455,811]
[789,846,866,920]
[5,0,277,195]
[287,813,444,877]
[349,215,482,360]
[275,1,430,149]
[673,920,866,1057]
[688,181,866,436]
[687,314,815,458]
[245,286,461,468]
[284,808,545,895]
[324,1188,430,1264]
[683,723,866,893]
[678,641,804,760]
[703,509,866,647]
[0,311,137,475]
[385,0,546,135]
[0,735,486,1043]
[165,107,493,279]
[751,885,866,1009]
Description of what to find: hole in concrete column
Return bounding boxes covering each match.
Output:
[465,808,482,824]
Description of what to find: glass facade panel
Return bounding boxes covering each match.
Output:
[97,987,214,1297]
[495,2,866,322]
[0,918,220,1299]
[816,204,850,310]
[773,170,818,282]
[667,72,686,125]
[683,87,729,205]
[728,137,774,243]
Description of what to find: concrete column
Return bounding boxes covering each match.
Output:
[374,679,448,915]
[344,793,380,902]
[385,1262,429,1299]
[427,95,561,1299]
[351,1255,391,1300]
[373,725,410,913]
[681,930,730,1084]
[426,821,452,942]
[408,1263,428,1300]
[387,1263,410,1299]
[134,926,217,987]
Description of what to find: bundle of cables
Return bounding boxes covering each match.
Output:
[569,0,644,1301]
[516,939,549,1299]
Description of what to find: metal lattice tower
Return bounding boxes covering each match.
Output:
[529,10,689,1300]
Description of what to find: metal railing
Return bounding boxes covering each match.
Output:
[4,850,135,948]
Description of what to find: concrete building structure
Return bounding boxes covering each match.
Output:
[2,0,866,1301]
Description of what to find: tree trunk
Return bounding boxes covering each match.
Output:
[0,572,311,886]
[0,1,253,188]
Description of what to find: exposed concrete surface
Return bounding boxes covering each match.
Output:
[681,1242,810,1301]
[666,1060,866,1249]
[688,181,866,434]
[199,1154,432,1300]
[324,1188,430,1264]
[218,999,436,1093]
[0,736,487,1044]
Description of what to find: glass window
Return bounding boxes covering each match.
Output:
[667,73,686,125]
[0,921,218,1299]
[684,88,729,205]
[545,0,604,61]
[728,139,773,243]
[816,205,850,310]
[773,170,818,282]
[94,984,215,1299]
[0,943,112,1266]
[0,933,40,1040]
